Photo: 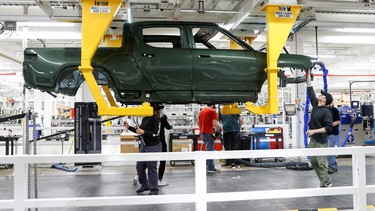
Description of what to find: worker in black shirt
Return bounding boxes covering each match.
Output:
[125,104,163,195]
[158,112,172,186]
[306,69,333,188]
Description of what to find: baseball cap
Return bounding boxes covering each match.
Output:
[320,90,333,105]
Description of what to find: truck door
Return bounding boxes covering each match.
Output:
[188,26,260,102]
[132,26,192,101]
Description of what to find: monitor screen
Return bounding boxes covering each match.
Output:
[284,104,296,115]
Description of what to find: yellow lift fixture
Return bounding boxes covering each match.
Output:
[221,103,242,115]
[246,3,302,114]
[78,0,153,116]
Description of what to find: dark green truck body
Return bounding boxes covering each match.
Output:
[23,21,312,104]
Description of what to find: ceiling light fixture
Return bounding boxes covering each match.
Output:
[307,54,336,58]
[335,28,375,33]
[17,22,77,27]
[127,7,132,23]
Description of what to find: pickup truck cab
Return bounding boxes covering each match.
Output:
[23,21,312,104]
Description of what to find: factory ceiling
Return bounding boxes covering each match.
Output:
[1,0,375,91]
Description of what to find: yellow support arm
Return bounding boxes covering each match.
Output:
[221,103,242,115]
[246,4,302,114]
[102,85,117,107]
[78,0,153,116]
[230,36,255,49]
[102,34,122,47]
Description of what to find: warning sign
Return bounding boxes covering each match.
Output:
[90,6,111,13]
[275,11,293,18]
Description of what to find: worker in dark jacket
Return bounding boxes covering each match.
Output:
[306,69,333,188]
[158,111,172,186]
[125,104,162,195]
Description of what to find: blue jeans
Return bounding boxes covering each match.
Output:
[327,134,338,170]
[136,142,162,193]
[201,133,215,170]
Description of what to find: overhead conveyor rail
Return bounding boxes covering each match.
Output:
[78,0,153,117]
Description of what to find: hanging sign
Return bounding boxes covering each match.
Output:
[90,6,111,13]
[275,11,293,18]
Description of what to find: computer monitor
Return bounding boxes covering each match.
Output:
[284,104,296,115]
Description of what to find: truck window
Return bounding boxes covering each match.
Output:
[142,27,182,49]
[192,27,245,50]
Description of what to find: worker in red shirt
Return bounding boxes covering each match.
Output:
[198,103,222,173]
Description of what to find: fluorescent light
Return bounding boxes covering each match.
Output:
[307,54,336,58]
[205,10,238,14]
[350,62,375,67]
[17,22,78,27]
[181,9,237,14]
[333,66,375,70]
[335,28,375,33]
[127,7,132,23]
[232,12,250,29]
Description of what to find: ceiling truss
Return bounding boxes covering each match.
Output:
[1,0,375,90]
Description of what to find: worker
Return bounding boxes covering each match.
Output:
[124,103,163,195]
[198,103,222,173]
[306,69,333,188]
[219,110,243,166]
[327,102,341,174]
[158,109,172,186]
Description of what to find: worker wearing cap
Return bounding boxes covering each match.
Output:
[124,103,163,195]
[306,69,333,188]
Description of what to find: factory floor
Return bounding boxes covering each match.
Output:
[1,156,375,211]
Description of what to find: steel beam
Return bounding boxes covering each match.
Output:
[224,0,263,30]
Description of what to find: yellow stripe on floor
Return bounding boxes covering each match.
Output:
[367,205,375,208]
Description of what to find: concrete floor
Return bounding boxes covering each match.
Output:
[1,156,375,211]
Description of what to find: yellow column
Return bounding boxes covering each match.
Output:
[229,37,255,49]
[78,0,153,116]
[221,103,242,115]
[242,36,255,45]
[246,4,302,114]
[102,85,117,107]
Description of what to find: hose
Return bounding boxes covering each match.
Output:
[303,61,329,148]
[235,158,312,170]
